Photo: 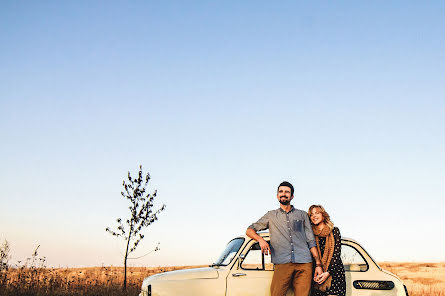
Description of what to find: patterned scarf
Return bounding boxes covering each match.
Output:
[312,225,334,292]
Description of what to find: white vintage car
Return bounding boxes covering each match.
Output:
[140,232,408,296]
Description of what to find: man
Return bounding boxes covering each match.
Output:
[246,181,322,296]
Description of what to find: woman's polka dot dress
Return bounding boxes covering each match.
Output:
[313,227,346,296]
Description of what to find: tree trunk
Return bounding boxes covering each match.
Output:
[124,253,128,290]
[123,231,132,290]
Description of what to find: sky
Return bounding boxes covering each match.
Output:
[1,1,444,268]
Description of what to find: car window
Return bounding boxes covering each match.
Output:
[241,242,262,270]
[341,244,369,272]
[214,238,245,266]
[241,241,273,271]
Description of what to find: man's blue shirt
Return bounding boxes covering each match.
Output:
[248,206,316,264]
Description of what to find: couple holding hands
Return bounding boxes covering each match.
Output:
[246,181,346,296]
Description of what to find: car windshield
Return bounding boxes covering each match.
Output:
[213,238,244,266]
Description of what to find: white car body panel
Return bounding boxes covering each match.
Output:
[140,233,407,296]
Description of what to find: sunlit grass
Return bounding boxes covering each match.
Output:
[379,262,445,296]
[0,265,205,296]
[1,262,443,295]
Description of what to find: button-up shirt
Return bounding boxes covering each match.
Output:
[248,206,316,264]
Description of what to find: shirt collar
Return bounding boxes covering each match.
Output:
[278,205,295,213]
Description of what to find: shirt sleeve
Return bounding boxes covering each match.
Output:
[248,211,269,231]
[328,227,342,274]
[303,211,317,248]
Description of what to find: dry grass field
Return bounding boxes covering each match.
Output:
[0,265,205,296]
[1,262,443,295]
[379,262,445,296]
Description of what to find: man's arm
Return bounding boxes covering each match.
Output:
[246,228,270,255]
[306,210,322,278]
[302,211,323,278]
[246,212,270,255]
[303,211,317,249]
[310,246,323,278]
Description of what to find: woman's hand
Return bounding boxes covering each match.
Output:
[314,272,330,284]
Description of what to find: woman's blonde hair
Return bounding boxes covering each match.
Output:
[308,204,334,230]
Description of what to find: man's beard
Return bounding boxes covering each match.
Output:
[279,196,290,205]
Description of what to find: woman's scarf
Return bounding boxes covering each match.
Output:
[312,225,335,292]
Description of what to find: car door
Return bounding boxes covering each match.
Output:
[226,238,293,296]
[342,240,400,296]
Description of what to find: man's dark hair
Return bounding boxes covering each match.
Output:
[277,181,294,196]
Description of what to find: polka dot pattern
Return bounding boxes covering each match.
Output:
[313,227,346,296]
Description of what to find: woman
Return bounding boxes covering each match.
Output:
[308,205,346,296]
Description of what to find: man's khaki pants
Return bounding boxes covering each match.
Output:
[270,262,313,296]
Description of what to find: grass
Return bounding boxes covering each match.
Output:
[379,262,445,296]
[0,265,206,296]
[1,262,443,295]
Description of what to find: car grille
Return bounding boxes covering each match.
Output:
[353,280,395,290]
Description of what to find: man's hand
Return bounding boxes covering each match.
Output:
[314,271,329,284]
[313,266,323,280]
[259,239,270,255]
[309,247,323,280]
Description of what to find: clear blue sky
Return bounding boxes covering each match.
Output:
[1,1,444,267]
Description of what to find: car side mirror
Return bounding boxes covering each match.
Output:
[237,254,245,269]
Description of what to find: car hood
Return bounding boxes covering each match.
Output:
[145,267,219,282]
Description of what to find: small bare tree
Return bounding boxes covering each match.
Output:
[0,239,10,288]
[0,239,10,271]
[106,165,166,289]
